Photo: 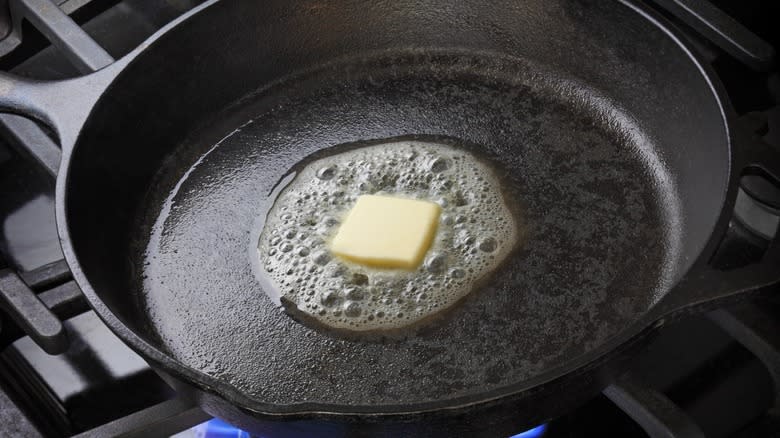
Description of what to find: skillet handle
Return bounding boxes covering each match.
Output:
[0,71,68,129]
[654,129,780,320]
[0,0,116,160]
[0,68,115,154]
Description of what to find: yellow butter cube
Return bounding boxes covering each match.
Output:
[330,195,441,269]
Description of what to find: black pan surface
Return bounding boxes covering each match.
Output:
[132,51,681,409]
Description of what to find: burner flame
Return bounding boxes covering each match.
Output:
[511,423,548,438]
[186,418,548,437]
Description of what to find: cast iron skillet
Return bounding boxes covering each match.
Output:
[1,0,779,436]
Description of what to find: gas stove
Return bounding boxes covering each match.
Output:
[0,1,778,437]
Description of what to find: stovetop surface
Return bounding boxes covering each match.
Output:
[0,1,778,437]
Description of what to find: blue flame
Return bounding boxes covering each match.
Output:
[200,418,251,438]
[194,418,547,438]
[510,423,548,438]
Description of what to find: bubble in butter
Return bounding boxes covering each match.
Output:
[257,140,518,333]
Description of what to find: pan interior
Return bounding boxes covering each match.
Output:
[131,51,682,408]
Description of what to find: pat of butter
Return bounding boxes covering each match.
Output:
[330,195,441,269]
